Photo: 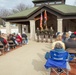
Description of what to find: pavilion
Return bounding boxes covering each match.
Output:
[2,0,76,40]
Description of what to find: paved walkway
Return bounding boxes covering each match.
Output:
[0,40,51,75]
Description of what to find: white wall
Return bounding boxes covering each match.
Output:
[0,28,18,34]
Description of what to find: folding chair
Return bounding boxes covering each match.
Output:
[0,41,4,54]
[45,51,70,75]
[22,37,25,44]
[8,40,15,49]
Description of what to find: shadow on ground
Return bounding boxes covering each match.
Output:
[32,51,48,74]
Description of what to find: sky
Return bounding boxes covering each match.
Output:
[0,0,34,9]
[65,0,76,6]
[0,0,76,9]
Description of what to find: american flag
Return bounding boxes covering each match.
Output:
[40,13,43,28]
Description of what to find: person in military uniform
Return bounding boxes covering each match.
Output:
[40,27,44,42]
[49,27,54,43]
[44,26,49,42]
[36,27,40,42]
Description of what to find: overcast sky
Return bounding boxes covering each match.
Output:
[0,0,34,9]
[0,0,76,9]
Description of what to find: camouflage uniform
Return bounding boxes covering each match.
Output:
[44,29,49,42]
[36,28,40,42]
[40,29,44,42]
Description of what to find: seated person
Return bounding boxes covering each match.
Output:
[0,34,9,51]
[7,34,18,46]
[64,33,76,49]
[62,32,66,42]
[16,33,22,45]
[45,43,71,71]
[51,34,65,49]
[64,32,70,42]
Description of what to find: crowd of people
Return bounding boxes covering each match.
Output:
[44,31,76,74]
[54,31,76,50]
[36,28,76,50]
[0,32,28,55]
[0,29,76,73]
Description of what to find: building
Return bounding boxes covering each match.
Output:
[2,0,76,40]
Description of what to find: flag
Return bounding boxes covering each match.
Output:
[44,10,47,26]
[40,13,43,28]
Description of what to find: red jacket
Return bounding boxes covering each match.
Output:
[16,35,22,43]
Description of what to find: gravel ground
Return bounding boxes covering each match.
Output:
[0,40,52,75]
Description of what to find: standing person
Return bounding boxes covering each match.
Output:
[24,27,26,32]
[40,28,44,42]
[36,27,40,42]
[49,27,54,43]
[22,32,28,44]
[44,26,49,42]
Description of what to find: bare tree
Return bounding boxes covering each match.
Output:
[16,3,27,11]
[0,8,12,18]
[0,1,33,17]
[0,3,32,17]
[0,8,12,27]
[12,8,19,13]
[12,3,32,13]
